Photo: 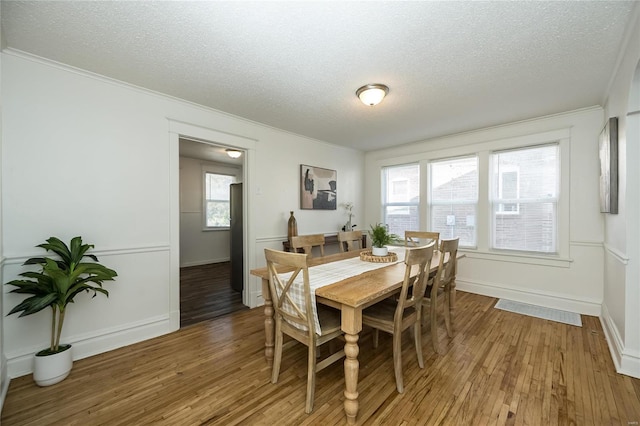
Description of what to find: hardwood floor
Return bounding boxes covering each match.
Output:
[3,291,639,425]
[180,262,248,327]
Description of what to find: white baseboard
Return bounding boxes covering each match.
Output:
[601,303,640,379]
[180,257,230,268]
[7,315,173,379]
[0,356,9,414]
[456,278,601,316]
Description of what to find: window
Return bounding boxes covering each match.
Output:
[429,156,478,247]
[491,144,558,253]
[204,173,235,228]
[382,164,419,236]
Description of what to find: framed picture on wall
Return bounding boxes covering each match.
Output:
[300,164,337,210]
[599,117,618,214]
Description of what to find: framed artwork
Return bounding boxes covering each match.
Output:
[599,117,618,214]
[300,164,337,210]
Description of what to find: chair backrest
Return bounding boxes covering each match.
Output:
[290,234,325,257]
[395,243,436,323]
[264,248,315,334]
[433,238,459,288]
[405,231,440,250]
[337,230,363,252]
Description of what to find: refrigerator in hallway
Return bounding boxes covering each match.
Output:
[230,182,243,292]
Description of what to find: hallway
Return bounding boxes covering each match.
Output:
[180,262,248,327]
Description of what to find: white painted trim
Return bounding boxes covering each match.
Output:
[169,120,257,149]
[375,127,572,168]
[168,119,258,309]
[0,357,9,414]
[250,291,265,308]
[256,236,289,243]
[7,314,172,378]
[601,303,640,379]
[570,240,603,248]
[169,132,182,331]
[460,250,573,268]
[2,244,170,265]
[180,257,230,268]
[603,243,629,264]
[457,278,601,316]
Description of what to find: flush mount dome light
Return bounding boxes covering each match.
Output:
[226,149,242,158]
[356,83,389,106]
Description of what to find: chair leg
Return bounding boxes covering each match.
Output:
[444,285,453,337]
[392,330,404,393]
[421,300,430,327]
[373,329,379,348]
[430,295,439,354]
[305,343,317,414]
[271,321,283,383]
[414,320,424,369]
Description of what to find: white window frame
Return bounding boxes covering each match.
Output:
[378,128,570,267]
[203,171,236,230]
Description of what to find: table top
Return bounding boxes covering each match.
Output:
[251,247,456,309]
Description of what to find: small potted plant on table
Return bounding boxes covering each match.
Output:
[5,236,117,386]
[369,223,400,256]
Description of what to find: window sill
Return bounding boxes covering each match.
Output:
[202,227,231,232]
[459,249,573,268]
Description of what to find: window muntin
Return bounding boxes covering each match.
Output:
[204,172,235,228]
[429,156,478,247]
[382,164,420,236]
[490,144,559,253]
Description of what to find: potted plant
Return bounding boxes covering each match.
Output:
[5,236,117,386]
[368,223,400,256]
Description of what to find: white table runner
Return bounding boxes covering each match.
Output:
[278,247,407,334]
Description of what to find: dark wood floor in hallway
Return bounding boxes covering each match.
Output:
[180,261,248,327]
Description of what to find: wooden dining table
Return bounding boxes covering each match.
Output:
[250,247,457,424]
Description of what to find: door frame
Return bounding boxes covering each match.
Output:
[168,119,257,331]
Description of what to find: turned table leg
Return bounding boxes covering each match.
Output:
[261,278,274,366]
[341,306,362,425]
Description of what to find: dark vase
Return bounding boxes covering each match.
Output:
[288,211,298,242]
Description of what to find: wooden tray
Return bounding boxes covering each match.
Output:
[360,250,398,263]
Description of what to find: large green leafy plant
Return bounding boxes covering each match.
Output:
[6,237,117,355]
[369,223,400,248]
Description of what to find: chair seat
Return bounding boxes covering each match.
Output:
[363,299,416,323]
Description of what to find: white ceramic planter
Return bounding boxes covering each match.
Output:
[372,246,388,256]
[33,344,73,387]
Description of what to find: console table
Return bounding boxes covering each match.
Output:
[283,232,367,253]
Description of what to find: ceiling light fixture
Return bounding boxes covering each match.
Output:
[356,83,389,106]
[226,149,242,159]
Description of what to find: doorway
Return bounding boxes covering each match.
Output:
[178,138,248,327]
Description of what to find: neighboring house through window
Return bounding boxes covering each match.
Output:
[491,144,559,253]
[428,156,479,248]
[381,163,420,236]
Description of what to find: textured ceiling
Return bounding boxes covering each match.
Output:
[1,1,636,152]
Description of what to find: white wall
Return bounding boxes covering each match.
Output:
[601,3,640,379]
[179,156,241,267]
[1,51,365,378]
[0,6,7,407]
[365,107,605,316]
